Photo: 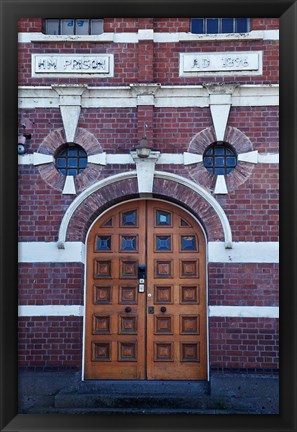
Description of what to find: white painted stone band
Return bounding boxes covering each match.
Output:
[18,305,84,317]
[209,306,279,319]
[18,84,279,109]
[18,305,279,318]
[18,242,85,263]
[18,30,279,44]
[18,152,280,166]
[208,241,279,263]
[18,241,279,263]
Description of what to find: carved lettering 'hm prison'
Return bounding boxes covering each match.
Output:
[32,54,114,77]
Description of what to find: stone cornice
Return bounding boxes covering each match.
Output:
[18,30,279,44]
[18,84,279,109]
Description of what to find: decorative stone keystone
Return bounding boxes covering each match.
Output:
[52,84,88,143]
[130,150,160,194]
[214,175,228,195]
[238,150,258,164]
[203,83,239,142]
[87,153,107,165]
[62,175,76,195]
[33,152,54,166]
[183,152,203,165]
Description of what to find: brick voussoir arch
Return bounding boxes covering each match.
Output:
[66,177,139,242]
[153,178,224,242]
[60,172,230,247]
[37,127,104,193]
[187,126,255,194]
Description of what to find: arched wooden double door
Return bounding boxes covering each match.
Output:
[85,200,207,380]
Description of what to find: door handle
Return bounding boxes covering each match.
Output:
[160,306,167,313]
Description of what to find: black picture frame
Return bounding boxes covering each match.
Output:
[1,0,296,431]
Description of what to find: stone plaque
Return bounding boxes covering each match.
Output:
[179,51,262,77]
[32,54,114,78]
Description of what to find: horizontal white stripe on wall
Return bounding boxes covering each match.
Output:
[209,306,279,319]
[18,305,84,317]
[18,30,279,44]
[18,84,279,109]
[18,241,279,264]
[18,305,279,318]
[208,242,279,263]
[18,152,280,166]
[18,242,85,263]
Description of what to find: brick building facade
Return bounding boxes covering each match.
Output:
[18,17,279,411]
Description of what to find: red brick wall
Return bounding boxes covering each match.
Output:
[18,317,83,369]
[18,263,84,305]
[209,317,279,371]
[208,264,279,306]
[18,40,279,86]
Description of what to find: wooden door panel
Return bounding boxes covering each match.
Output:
[85,200,207,380]
[146,201,207,380]
[85,202,146,380]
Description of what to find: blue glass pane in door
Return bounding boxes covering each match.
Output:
[156,211,171,226]
[121,236,137,251]
[156,236,171,251]
[122,210,137,226]
[96,236,111,251]
[181,236,197,251]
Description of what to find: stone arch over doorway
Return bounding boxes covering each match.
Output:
[57,171,233,248]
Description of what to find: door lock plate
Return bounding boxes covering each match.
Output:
[148,306,154,314]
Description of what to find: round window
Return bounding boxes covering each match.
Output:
[203,142,237,175]
[55,144,87,176]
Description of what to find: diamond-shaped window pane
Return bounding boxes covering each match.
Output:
[156,211,171,226]
[122,210,137,226]
[121,236,137,251]
[156,236,171,251]
[181,236,197,251]
[96,236,111,251]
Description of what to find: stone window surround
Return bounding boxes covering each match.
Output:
[186,125,256,194]
[37,127,104,195]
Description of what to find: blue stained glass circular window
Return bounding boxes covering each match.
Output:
[55,144,87,176]
[203,142,237,175]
